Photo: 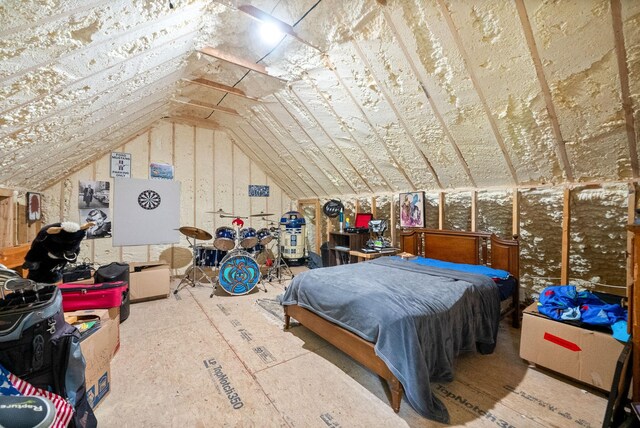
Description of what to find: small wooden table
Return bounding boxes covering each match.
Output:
[349,249,400,262]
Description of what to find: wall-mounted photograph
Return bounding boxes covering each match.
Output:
[80,208,112,239]
[399,191,424,228]
[79,180,110,209]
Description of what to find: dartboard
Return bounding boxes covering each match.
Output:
[138,190,161,210]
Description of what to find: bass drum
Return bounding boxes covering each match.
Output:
[218,250,261,295]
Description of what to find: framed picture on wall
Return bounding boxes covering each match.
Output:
[27,192,41,222]
[399,191,424,228]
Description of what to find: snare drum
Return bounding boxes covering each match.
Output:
[214,226,236,251]
[239,227,258,249]
[218,250,261,295]
[196,247,226,267]
[256,228,273,245]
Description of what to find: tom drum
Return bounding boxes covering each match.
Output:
[239,227,258,249]
[256,228,273,245]
[214,226,236,251]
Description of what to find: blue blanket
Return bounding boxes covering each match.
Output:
[397,256,511,279]
[279,257,500,423]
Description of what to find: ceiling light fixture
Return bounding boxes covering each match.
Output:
[260,21,284,45]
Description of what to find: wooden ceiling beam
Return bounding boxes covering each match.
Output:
[305,77,395,193]
[2,68,185,170]
[514,0,574,181]
[183,77,262,102]
[610,0,639,178]
[249,112,325,197]
[382,10,476,188]
[436,0,519,185]
[166,115,221,130]
[224,127,302,199]
[351,38,443,190]
[0,4,202,86]
[272,92,358,194]
[14,102,167,186]
[287,87,375,194]
[199,46,287,81]
[327,59,418,191]
[257,104,342,195]
[1,29,197,117]
[2,59,187,144]
[237,124,312,197]
[172,99,240,116]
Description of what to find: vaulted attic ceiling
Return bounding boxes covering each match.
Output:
[1,0,639,198]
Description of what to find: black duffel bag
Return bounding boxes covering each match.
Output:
[94,262,130,323]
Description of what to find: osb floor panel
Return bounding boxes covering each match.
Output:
[96,269,609,427]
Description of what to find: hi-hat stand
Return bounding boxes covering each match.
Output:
[265,230,294,284]
[173,228,216,296]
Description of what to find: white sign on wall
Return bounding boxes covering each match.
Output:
[110,152,131,178]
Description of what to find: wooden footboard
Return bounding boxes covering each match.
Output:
[284,305,403,413]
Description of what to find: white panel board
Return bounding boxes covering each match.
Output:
[113,178,181,246]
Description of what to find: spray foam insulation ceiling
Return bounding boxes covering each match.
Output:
[1,0,639,196]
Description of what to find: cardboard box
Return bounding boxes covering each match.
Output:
[520,302,624,391]
[129,261,170,303]
[64,309,119,409]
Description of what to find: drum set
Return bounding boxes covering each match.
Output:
[173,211,293,298]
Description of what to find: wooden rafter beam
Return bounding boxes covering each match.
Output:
[166,115,220,130]
[271,93,357,194]
[515,0,574,181]
[325,58,417,191]
[436,0,518,185]
[225,127,302,199]
[173,99,240,116]
[561,188,571,284]
[199,46,287,81]
[237,4,322,52]
[304,78,395,192]
[470,190,477,232]
[439,192,445,230]
[351,38,443,190]
[611,0,639,178]
[382,9,476,188]
[287,86,375,194]
[184,77,261,102]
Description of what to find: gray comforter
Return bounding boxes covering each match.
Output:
[279,257,500,424]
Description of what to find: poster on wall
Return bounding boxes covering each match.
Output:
[110,152,131,178]
[150,162,174,180]
[27,192,41,222]
[399,191,424,228]
[80,208,112,239]
[78,180,110,209]
[112,178,180,246]
[248,185,270,197]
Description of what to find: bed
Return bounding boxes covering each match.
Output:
[280,229,519,423]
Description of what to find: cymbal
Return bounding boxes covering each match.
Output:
[220,214,248,219]
[179,226,212,240]
[206,209,231,215]
[250,212,274,217]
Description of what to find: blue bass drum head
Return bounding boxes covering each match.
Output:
[218,252,261,295]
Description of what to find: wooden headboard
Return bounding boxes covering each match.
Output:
[399,228,519,280]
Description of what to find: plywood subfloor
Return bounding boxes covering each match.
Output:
[95,268,609,427]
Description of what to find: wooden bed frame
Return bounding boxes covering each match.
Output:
[283,228,520,414]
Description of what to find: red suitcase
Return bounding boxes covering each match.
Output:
[58,281,128,312]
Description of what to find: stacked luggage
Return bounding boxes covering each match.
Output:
[0,267,97,428]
